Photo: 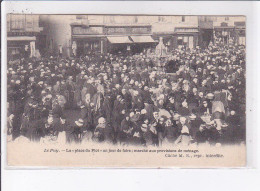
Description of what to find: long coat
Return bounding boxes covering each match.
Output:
[103,97,113,123]
[93,123,114,143]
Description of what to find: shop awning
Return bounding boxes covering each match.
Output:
[7,36,36,41]
[107,36,132,44]
[213,26,235,29]
[130,36,155,43]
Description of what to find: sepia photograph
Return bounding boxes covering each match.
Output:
[5,14,246,167]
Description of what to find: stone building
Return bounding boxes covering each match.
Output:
[38,15,201,57]
[152,16,199,50]
[198,16,246,48]
[7,14,43,60]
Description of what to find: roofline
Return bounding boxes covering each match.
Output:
[70,23,151,27]
[72,34,153,38]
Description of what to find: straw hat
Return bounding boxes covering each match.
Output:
[206,93,214,99]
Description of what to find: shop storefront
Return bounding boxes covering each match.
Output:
[71,23,156,56]
[152,33,172,52]
[212,22,238,45]
[234,21,246,46]
[71,23,106,56]
[214,26,236,45]
[105,24,156,55]
[7,14,43,61]
[213,22,246,46]
[7,36,36,60]
[172,27,199,50]
[237,30,246,46]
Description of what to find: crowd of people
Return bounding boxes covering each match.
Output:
[7,42,246,147]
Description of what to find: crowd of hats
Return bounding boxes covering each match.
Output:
[7,42,246,146]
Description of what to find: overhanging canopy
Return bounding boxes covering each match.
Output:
[130,36,155,43]
[7,36,36,41]
[107,36,132,44]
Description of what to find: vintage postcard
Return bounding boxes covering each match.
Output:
[5,14,246,167]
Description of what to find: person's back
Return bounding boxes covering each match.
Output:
[164,124,178,143]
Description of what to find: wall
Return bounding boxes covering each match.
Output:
[212,16,245,27]
[39,15,200,56]
[153,16,199,34]
[7,14,42,33]
[39,15,77,57]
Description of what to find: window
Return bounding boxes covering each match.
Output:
[7,15,11,32]
[109,16,115,23]
[158,16,165,22]
[134,16,138,23]
[183,36,188,43]
[76,15,88,20]
[25,15,33,29]
[10,14,25,30]
[239,37,246,45]
[104,16,115,24]
[203,16,212,22]
[182,16,185,22]
[225,17,229,21]
[177,36,184,45]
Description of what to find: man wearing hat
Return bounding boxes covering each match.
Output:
[93,117,114,143]
[163,118,179,144]
[119,114,134,145]
[65,76,76,109]
[174,123,192,146]
[67,118,85,143]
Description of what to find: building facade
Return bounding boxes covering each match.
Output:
[71,22,155,56]
[198,16,246,48]
[38,15,247,58]
[7,14,43,60]
[39,15,76,58]
[152,16,199,50]
[39,15,202,57]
